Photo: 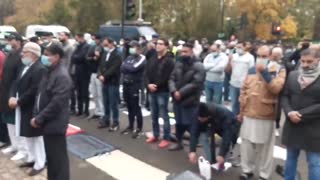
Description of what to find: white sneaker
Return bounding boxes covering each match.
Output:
[275,129,280,137]
[10,151,26,161]
[0,142,6,147]
[1,146,16,154]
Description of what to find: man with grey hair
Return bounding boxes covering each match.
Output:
[238,45,286,180]
[281,48,320,180]
[9,42,47,176]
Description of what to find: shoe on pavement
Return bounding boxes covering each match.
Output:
[2,146,16,154]
[28,167,45,176]
[168,143,183,151]
[109,124,119,132]
[239,172,254,180]
[132,129,142,139]
[11,151,27,161]
[158,140,170,148]
[146,136,158,143]
[121,127,133,135]
[97,122,109,129]
[19,162,35,168]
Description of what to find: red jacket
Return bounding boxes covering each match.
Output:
[0,51,6,81]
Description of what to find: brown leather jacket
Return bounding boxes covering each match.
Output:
[239,64,286,120]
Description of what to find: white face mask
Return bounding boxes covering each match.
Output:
[256,58,269,66]
[236,48,244,56]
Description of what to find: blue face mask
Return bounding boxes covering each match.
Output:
[104,47,110,52]
[5,44,12,52]
[22,58,32,66]
[41,55,52,67]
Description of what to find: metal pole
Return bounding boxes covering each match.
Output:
[121,0,125,39]
[221,0,225,33]
[138,0,143,21]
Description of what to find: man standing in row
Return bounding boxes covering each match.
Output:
[238,46,286,180]
[32,43,72,180]
[0,33,27,160]
[9,42,47,176]
[98,38,122,131]
[72,33,90,116]
[168,43,205,151]
[145,38,175,148]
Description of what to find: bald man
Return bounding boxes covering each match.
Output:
[238,46,286,180]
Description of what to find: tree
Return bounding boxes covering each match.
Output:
[0,0,15,25]
[43,0,72,27]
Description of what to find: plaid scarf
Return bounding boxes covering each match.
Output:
[298,65,320,89]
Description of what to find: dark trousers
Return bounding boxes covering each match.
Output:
[44,135,69,180]
[175,124,191,143]
[224,72,231,101]
[70,75,77,112]
[0,113,9,143]
[102,84,120,126]
[75,74,90,114]
[123,83,143,130]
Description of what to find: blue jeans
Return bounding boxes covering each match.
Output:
[230,85,240,115]
[102,84,120,126]
[285,148,320,180]
[199,132,211,162]
[224,72,231,101]
[205,81,223,104]
[149,92,171,140]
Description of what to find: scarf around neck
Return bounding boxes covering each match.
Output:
[298,64,320,89]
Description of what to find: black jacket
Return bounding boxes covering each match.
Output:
[146,52,175,93]
[121,54,146,86]
[169,57,205,107]
[98,48,122,85]
[10,61,46,137]
[0,48,22,115]
[71,42,90,77]
[190,103,237,162]
[86,44,103,73]
[34,63,72,135]
[281,70,320,152]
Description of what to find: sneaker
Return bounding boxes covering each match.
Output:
[239,172,254,180]
[109,124,119,132]
[158,140,170,148]
[275,129,280,137]
[2,146,16,154]
[11,151,27,161]
[132,129,142,139]
[168,143,183,151]
[121,127,133,135]
[146,136,158,143]
[0,141,6,148]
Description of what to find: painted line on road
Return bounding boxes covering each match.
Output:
[86,150,169,180]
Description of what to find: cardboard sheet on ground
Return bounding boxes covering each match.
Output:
[86,150,169,180]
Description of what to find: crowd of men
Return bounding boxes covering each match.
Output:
[0,30,319,180]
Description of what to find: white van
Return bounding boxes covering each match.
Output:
[0,26,17,33]
[25,25,70,38]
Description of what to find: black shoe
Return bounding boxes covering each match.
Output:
[109,124,119,132]
[132,129,142,139]
[97,122,109,129]
[84,111,90,117]
[76,112,83,116]
[239,172,254,180]
[121,127,133,135]
[87,115,100,120]
[258,177,267,180]
[28,167,45,176]
[168,143,183,151]
[19,162,35,168]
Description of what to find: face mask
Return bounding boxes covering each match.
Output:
[75,42,80,46]
[129,48,137,55]
[236,48,244,55]
[181,56,191,62]
[256,58,269,66]
[41,55,52,67]
[104,47,110,52]
[211,52,218,57]
[120,41,124,46]
[22,58,32,66]
[91,41,96,46]
[43,39,49,44]
[5,44,12,52]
